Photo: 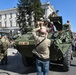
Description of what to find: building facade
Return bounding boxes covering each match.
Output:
[0,8,18,28]
[0,2,54,28]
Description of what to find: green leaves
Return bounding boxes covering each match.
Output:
[17,0,44,34]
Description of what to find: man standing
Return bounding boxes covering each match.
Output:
[1,34,9,65]
[32,25,51,75]
[66,20,71,30]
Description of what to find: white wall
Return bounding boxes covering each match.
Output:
[0,8,17,27]
[0,2,54,28]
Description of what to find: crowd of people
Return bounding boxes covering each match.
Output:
[36,18,56,33]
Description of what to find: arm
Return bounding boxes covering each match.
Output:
[32,27,40,41]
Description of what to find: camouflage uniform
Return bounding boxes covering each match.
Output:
[0,39,4,61]
[0,35,9,65]
[65,20,71,30]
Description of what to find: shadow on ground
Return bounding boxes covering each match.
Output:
[22,63,67,74]
[0,52,75,74]
[0,52,26,74]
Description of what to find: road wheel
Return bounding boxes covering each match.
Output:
[22,55,34,67]
[63,46,71,71]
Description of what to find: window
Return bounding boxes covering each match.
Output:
[10,13,12,18]
[16,22,19,27]
[43,9,45,14]
[0,22,2,27]
[5,14,7,19]
[5,21,7,27]
[16,13,18,17]
[15,13,18,20]
[0,15,2,20]
[10,21,12,27]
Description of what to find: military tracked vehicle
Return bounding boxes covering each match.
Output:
[14,16,73,71]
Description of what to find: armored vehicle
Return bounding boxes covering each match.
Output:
[14,16,73,71]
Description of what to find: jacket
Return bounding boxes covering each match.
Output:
[1,37,9,51]
[32,28,51,60]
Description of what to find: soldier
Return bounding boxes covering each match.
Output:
[0,34,4,62]
[44,19,50,28]
[72,38,75,51]
[65,20,71,30]
[0,34,9,65]
[36,21,44,28]
[49,22,56,33]
[55,10,59,17]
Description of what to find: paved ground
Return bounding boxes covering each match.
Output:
[0,48,76,75]
[0,48,26,75]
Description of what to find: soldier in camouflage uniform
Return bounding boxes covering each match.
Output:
[0,34,4,62]
[65,20,71,30]
[0,34,9,65]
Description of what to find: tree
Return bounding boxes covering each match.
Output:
[33,0,44,21]
[17,0,44,34]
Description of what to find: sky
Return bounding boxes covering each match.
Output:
[0,0,76,32]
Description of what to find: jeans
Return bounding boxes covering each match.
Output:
[36,59,50,75]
